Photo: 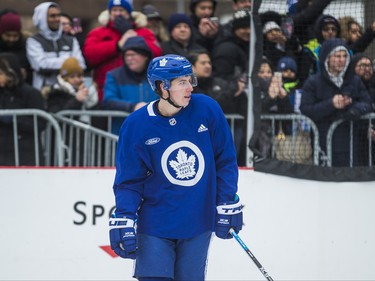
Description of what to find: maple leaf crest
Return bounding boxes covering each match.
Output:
[169,149,196,179]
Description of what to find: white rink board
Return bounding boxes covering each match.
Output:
[0,168,374,280]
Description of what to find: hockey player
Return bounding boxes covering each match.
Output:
[109,54,243,281]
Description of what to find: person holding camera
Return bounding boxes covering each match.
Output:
[189,0,220,53]
[162,13,207,58]
[300,38,372,167]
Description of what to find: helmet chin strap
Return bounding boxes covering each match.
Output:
[161,90,182,109]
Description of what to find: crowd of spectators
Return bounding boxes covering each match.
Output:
[1,0,375,167]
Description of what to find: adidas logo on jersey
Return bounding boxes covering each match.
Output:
[198,124,208,133]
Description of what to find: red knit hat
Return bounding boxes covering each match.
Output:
[0,12,22,34]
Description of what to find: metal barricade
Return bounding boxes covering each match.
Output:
[0,109,64,167]
[326,113,375,167]
[55,110,245,167]
[57,110,245,137]
[261,114,321,165]
[225,113,245,137]
[52,114,119,167]
[56,110,130,134]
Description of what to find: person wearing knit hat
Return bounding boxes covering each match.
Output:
[167,13,193,34]
[277,56,298,74]
[60,57,83,79]
[232,8,251,42]
[45,56,98,116]
[120,36,153,61]
[107,0,133,14]
[102,36,158,134]
[275,56,301,111]
[262,21,281,35]
[0,10,33,84]
[261,10,302,70]
[83,0,162,103]
[161,13,205,58]
[0,12,21,35]
[232,8,251,32]
[0,11,22,48]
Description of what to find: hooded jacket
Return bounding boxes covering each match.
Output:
[26,2,86,90]
[300,38,372,166]
[299,15,341,83]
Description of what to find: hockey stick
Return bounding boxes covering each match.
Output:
[230,228,274,281]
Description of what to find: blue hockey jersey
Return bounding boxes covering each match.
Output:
[113,94,239,239]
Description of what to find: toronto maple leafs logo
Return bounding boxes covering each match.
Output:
[169,149,196,179]
[159,58,168,66]
[161,141,205,186]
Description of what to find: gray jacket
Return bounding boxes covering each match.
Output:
[26,2,86,90]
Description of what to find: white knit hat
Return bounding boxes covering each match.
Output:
[263,21,281,34]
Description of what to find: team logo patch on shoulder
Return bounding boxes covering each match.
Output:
[145,137,160,145]
[161,140,205,186]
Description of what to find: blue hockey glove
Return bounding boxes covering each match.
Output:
[109,215,137,259]
[215,196,243,239]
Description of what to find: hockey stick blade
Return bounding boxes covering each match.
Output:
[230,228,274,281]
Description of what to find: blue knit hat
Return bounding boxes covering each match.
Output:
[277,56,297,73]
[168,13,192,33]
[107,0,133,13]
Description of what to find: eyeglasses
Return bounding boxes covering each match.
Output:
[357,63,372,70]
[323,26,337,32]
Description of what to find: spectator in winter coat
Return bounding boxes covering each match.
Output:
[83,0,162,102]
[0,53,46,166]
[141,4,169,44]
[348,53,375,165]
[26,2,86,91]
[300,38,372,167]
[189,0,220,53]
[299,14,341,83]
[219,0,252,40]
[162,13,206,58]
[44,57,98,116]
[276,56,303,112]
[189,49,247,165]
[212,8,250,81]
[248,57,294,160]
[260,11,302,69]
[339,16,375,54]
[102,36,158,135]
[289,0,334,45]
[0,10,32,85]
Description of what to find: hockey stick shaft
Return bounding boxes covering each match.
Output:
[230,228,274,281]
